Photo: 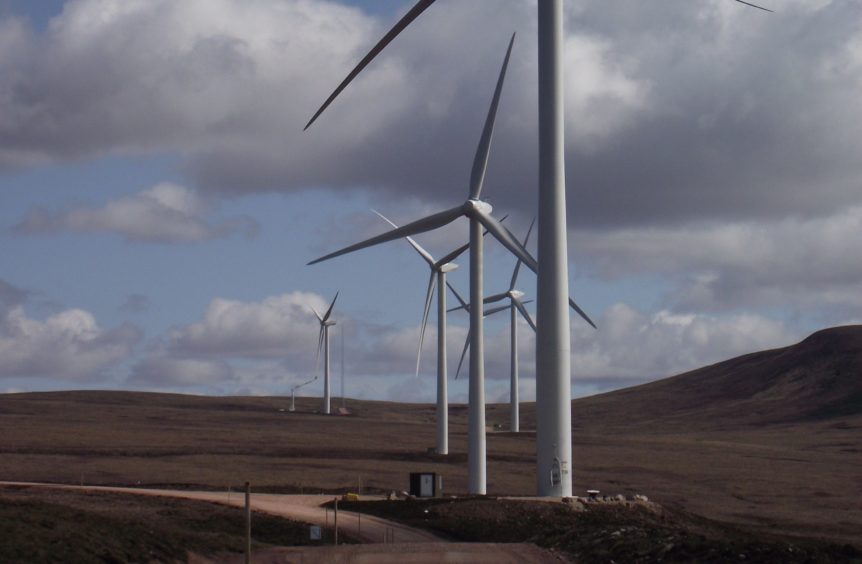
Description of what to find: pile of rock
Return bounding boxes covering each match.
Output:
[565,492,651,505]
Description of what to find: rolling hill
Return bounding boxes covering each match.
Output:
[562,325,862,432]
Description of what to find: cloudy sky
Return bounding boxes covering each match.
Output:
[2,0,860,403]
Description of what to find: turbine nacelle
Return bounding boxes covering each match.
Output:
[509,290,525,300]
[439,263,458,273]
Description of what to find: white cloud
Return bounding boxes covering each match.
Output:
[0,305,141,380]
[563,33,649,146]
[14,182,257,243]
[570,302,795,383]
[166,291,326,359]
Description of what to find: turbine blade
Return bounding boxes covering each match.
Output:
[373,209,436,266]
[483,304,511,317]
[308,205,463,265]
[436,242,470,269]
[416,272,436,378]
[469,32,516,200]
[309,306,323,323]
[513,298,537,333]
[474,209,538,273]
[569,297,598,330]
[323,291,339,322]
[483,291,508,305]
[434,215,506,268]
[509,217,535,290]
[316,326,325,370]
[447,281,469,312]
[304,0,438,130]
[455,328,470,380]
[734,0,773,12]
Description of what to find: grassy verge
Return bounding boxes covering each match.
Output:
[0,487,345,563]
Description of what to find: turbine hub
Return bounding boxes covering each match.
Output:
[465,199,493,216]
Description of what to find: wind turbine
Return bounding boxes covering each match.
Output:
[372,210,472,456]
[310,292,339,415]
[309,34,562,494]
[289,375,317,412]
[304,0,770,496]
[452,219,539,433]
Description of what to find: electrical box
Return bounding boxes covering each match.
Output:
[409,472,438,497]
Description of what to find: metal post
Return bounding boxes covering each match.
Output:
[323,325,331,414]
[468,217,486,494]
[341,322,345,408]
[436,270,449,455]
[333,498,338,546]
[510,305,519,433]
[536,0,573,497]
[244,481,251,564]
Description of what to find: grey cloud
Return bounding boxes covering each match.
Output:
[119,293,150,314]
[574,206,862,319]
[0,305,141,380]
[5,1,858,229]
[14,182,258,243]
[129,357,234,388]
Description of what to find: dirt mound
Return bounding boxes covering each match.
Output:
[339,497,861,564]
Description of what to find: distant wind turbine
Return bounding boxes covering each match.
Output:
[310,292,339,415]
[289,375,317,412]
[372,210,472,456]
[304,0,769,496]
[457,219,539,433]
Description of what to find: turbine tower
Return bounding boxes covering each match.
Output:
[310,292,339,415]
[304,0,769,496]
[309,34,552,494]
[373,211,474,456]
[462,219,539,433]
[449,286,536,434]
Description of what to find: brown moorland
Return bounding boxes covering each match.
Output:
[0,326,859,546]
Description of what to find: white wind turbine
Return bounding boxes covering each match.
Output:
[373,210,473,456]
[304,0,770,496]
[310,34,593,494]
[310,292,339,415]
[450,219,544,433]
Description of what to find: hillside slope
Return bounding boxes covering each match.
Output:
[567,325,862,431]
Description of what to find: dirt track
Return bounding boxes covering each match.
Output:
[1,481,567,562]
[0,481,439,544]
[194,543,565,563]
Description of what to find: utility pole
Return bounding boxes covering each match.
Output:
[334,497,339,545]
[341,322,345,408]
[244,481,251,564]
